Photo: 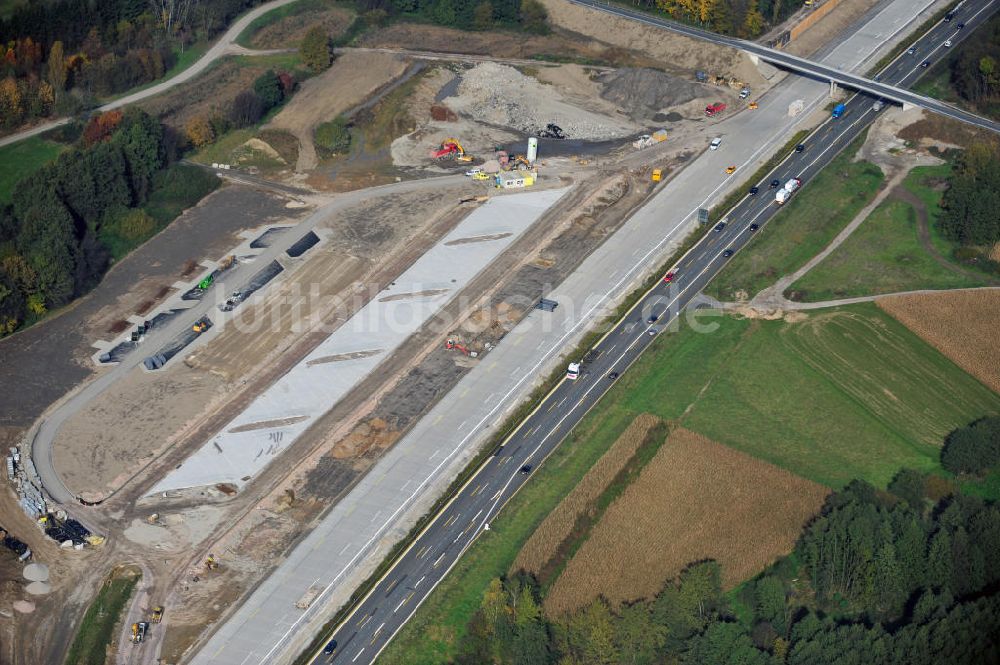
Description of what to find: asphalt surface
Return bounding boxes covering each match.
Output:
[306,4,994,664]
[571,0,1000,134]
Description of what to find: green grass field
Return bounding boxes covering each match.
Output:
[0,136,65,203]
[64,567,140,665]
[707,140,885,301]
[383,302,1000,661]
[787,166,989,300]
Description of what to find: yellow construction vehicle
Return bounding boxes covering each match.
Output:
[192,321,208,333]
[725,165,737,174]
[748,101,759,110]
[651,168,662,182]
[205,553,219,570]
[151,606,163,623]
[131,623,140,643]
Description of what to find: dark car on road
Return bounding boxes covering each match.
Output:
[769,179,781,188]
[749,185,759,196]
[722,249,734,257]
[714,221,726,232]
[520,464,532,475]
[749,223,759,232]
[921,60,931,68]
[608,371,619,380]
[647,314,659,324]
[795,144,805,153]
[324,640,338,655]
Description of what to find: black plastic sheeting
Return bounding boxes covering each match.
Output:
[146,317,212,369]
[44,517,91,545]
[240,260,283,300]
[99,308,186,364]
[250,226,291,249]
[286,231,320,258]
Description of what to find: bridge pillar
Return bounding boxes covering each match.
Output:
[830,80,837,98]
[748,53,760,66]
[901,102,914,111]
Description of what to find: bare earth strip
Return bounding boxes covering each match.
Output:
[512,413,662,576]
[543,428,829,617]
[444,233,513,246]
[878,289,1000,394]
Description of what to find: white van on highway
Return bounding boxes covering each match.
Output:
[710,137,722,150]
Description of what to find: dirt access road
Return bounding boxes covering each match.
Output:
[0,0,300,148]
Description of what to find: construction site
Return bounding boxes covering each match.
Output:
[0,0,890,662]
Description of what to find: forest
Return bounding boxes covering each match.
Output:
[939,142,1000,248]
[0,109,218,335]
[0,0,266,130]
[456,419,1000,664]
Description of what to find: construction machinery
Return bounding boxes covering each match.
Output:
[192,320,208,333]
[131,622,148,643]
[197,275,214,291]
[537,123,565,139]
[204,553,219,570]
[651,168,662,182]
[431,138,466,160]
[748,101,759,110]
[705,102,727,117]
[151,606,163,623]
[725,165,737,174]
[445,339,477,357]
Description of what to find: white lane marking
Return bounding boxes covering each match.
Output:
[394,593,414,613]
[352,647,365,662]
[433,552,446,568]
[415,575,426,588]
[339,543,352,556]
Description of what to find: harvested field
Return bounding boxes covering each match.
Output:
[878,289,1000,394]
[512,414,662,577]
[543,429,828,616]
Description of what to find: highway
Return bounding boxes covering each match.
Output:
[306,2,993,664]
[571,0,1000,134]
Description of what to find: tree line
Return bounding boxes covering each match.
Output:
[627,0,802,38]
[0,0,267,131]
[947,13,1000,117]
[454,416,1000,664]
[939,142,1000,248]
[0,108,218,335]
[358,0,549,34]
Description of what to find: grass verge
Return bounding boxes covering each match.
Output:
[0,136,65,203]
[706,131,884,301]
[235,0,333,47]
[64,566,140,665]
[786,164,990,300]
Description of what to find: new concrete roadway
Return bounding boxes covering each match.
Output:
[300,3,994,665]
[570,0,1000,134]
[188,0,970,663]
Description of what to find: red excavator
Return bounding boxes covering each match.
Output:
[431,138,466,160]
[445,339,470,355]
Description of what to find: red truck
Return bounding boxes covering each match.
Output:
[705,102,727,117]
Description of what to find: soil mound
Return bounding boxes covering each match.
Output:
[599,68,705,119]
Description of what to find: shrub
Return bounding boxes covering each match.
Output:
[315,117,351,155]
[300,26,332,73]
[253,69,283,111]
[229,91,265,129]
[185,115,215,147]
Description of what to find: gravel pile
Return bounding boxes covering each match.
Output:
[450,62,636,140]
[598,68,706,119]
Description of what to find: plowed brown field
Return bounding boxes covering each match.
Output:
[543,429,828,616]
[878,289,1000,394]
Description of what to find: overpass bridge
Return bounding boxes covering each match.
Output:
[570,0,1000,134]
